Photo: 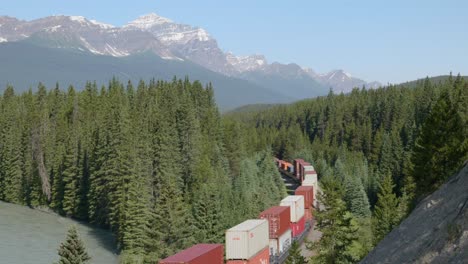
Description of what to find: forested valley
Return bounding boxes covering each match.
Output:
[0,78,287,263]
[0,74,466,263]
[228,74,467,262]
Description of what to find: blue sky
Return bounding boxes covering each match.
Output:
[1,0,467,83]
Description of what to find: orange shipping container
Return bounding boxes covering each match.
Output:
[226,247,269,264]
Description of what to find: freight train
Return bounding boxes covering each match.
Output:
[159,158,318,264]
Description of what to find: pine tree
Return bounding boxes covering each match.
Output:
[285,241,306,264]
[308,178,362,263]
[57,225,91,264]
[61,141,80,217]
[149,180,196,258]
[192,181,225,243]
[344,176,371,218]
[411,79,467,195]
[372,174,399,244]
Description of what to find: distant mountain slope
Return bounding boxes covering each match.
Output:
[0,14,380,99]
[361,163,468,264]
[0,201,117,264]
[399,75,468,88]
[0,42,289,110]
[238,63,329,99]
[225,103,282,114]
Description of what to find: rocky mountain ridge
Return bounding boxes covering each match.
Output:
[0,13,381,93]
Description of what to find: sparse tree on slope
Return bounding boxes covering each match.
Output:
[57,225,91,264]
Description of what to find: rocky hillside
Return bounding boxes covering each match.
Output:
[361,164,468,264]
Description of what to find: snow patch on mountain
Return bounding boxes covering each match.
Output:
[90,20,114,29]
[104,43,129,57]
[158,28,210,44]
[161,56,184,61]
[69,16,87,24]
[79,36,104,55]
[45,25,62,32]
[124,13,172,30]
[226,52,267,72]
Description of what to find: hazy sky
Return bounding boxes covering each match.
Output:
[2,0,467,83]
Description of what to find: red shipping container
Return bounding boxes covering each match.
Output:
[295,186,314,209]
[293,159,304,177]
[160,244,224,264]
[258,206,291,238]
[226,247,270,264]
[290,216,306,238]
[304,208,313,223]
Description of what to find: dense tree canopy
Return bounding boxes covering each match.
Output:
[1,74,466,263]
[230,74,467,262]
[0,78,286,261]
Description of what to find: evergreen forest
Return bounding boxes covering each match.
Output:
[0,78,286,263]
[0,74,466,263]
[229,74,467,261]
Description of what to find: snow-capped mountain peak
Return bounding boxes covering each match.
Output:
[69,16,87,24]
[124,13,173,29]
[0,14,381,93]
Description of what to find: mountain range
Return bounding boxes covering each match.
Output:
[0,13,381,109]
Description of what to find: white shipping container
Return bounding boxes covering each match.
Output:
[226,219,269,260]
[304,173,317,183]
[302,180,315,186]
[303,165,315,172]
[269,229,292,256]
[280,196,305,222]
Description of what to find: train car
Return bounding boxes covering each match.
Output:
[160,244,224,264]
[166,157,319,264]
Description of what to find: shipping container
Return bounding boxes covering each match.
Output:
[293,159,304,177]
[304,172,317,183]
[160,244,223,264]
[226,247,270,264]
[302,179,317,188]
[277,160,283,168]
[303,165,315,172]
[291,216,306,237]
[269,229,292,256]
[304,208,313,223]
[295,186,314,209]
[226,219,269,260]
[299,162,310,182]
[258,206,290,238]
[280,196,305,222]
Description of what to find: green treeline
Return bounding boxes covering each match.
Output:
[230,74,467,261]
[0,78,286,263]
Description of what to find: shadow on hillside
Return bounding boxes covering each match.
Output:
[79,221,119,255]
